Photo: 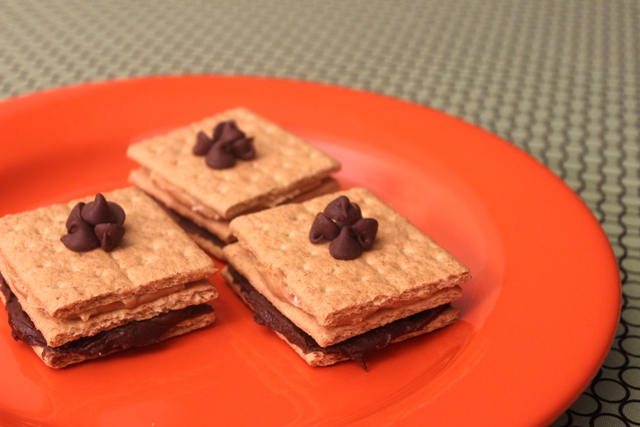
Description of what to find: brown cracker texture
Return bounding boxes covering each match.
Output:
[282,307,460,367]
[227,187,470,328]
[223,245,462,346]
[36,308,216,369]
[0,187,217,323]
[23,279,216,347]
[127,107,341,219]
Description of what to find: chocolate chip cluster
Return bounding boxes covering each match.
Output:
[193,120,256,169]
[61,194,126,252]
[309,195,378,260]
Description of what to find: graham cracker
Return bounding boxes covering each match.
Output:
[221,264,460,366]
[280,306,460,367]
[39,307,215,369]
[189,233,228,261]
[222,248,461,347]
[129,168,340,246]
[129,168,236,242]
[0,187,218,346]
[226,187,471,332]
[126,107,341,220]
[19,278,215,347]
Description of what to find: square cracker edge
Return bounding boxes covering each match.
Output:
[0,187,217,319]
[228,187,471,327]
[126,107,341,218]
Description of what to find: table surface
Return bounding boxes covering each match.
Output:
[0,1,638,426]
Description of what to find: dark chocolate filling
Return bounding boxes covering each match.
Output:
[226,265,449,370]
[0,274,213,359]
[1,276,47,347]
[151,196,227,249]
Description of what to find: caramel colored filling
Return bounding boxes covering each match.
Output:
[242,246,456,328]
[0,256,192,322]
[74,283,185,321]
[226,264,451,370]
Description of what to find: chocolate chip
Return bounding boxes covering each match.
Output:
[81,194,116,225]
[212,121,223,140]
[108,202,126,225]
[62,194,126,253]
[66,202,86,230]
[323,196,362,226]
[231,136,256,160]
[194,120,256,169]
[61,220,100,252]
[215,120,245,143]
[94,223,125,252]
[206,141,236,169]
[193,131,214,156]
[352,218,378,250]
[309,213,340,243]
[310,195,379,260]
[329,226,363,260]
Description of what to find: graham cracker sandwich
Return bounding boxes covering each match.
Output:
[221,187,471,369]
[127,107,341,260]
[0,187,218,368]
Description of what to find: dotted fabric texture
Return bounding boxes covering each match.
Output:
[0,1,638,425]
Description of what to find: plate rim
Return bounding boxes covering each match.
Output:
[0,74,621,427]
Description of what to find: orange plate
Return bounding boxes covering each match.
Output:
[0,76,620,427]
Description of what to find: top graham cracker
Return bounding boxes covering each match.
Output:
[0,187,217,319]
[227,187,471,327]
[126,108,341,219]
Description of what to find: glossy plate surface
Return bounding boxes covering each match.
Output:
[0,76,620,427]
